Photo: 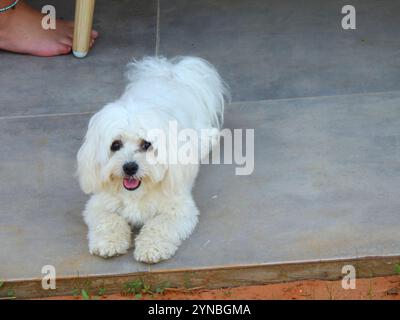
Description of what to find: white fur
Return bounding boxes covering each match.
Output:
[77,56,229,263]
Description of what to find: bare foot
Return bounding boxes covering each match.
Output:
[0,1,98,56]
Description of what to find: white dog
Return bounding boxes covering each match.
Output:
[77,56,229,263]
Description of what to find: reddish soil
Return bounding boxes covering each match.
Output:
[41,275,400,300]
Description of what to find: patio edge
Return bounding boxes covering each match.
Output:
[1,255,399,299]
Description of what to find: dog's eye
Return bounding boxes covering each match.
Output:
[110,140,123,152]
[140,140,152,151]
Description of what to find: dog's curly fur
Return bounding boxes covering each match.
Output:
[77,56,229,263]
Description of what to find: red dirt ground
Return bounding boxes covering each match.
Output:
[42,275,400,300]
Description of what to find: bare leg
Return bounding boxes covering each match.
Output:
[0,0,98,56]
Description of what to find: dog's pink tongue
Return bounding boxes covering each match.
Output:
[123,178,140,190]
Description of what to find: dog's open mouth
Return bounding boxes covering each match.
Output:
[123,177,141,191]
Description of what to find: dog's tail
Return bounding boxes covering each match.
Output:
[126,56,230,129]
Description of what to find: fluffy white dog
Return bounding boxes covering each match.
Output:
[77,56,229,263]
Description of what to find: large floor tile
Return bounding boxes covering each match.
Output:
[1,92,399,279]
[0,0,157,117]
[159,0,400,101]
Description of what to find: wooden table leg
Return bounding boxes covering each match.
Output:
[73,0,96,58]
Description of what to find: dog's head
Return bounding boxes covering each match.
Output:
[76,103,200,197]
[76,103,165,195]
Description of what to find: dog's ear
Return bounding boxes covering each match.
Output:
[76,112,108,194]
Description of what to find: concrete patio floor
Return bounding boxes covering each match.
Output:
[1,0,399,282]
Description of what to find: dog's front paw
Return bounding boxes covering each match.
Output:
[89,236,130,258]
[88,224,132,258]
[134,236,178,264]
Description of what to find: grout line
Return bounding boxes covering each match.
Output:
[0,111,94,121]
[2,89,400,121]
[155,0,160,56]
[227,89,400,106]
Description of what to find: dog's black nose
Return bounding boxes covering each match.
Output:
[123,162,138,176]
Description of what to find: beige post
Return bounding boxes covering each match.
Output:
[73,0,96,58]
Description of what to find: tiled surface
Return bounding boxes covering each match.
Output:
[0,0,157,117]
[0,0,400,280]
[159,0,400,101]
[1,93,399,279]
